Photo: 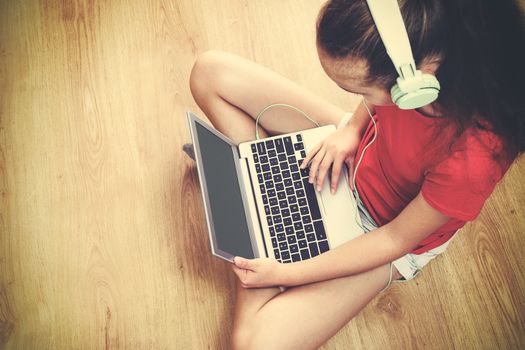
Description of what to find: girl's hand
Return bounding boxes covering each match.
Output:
[300,125,361,193]
[231,257,285,288]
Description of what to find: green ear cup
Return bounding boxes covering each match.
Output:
[391,73,440,109]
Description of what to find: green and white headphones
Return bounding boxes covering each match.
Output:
[366,0,440,109]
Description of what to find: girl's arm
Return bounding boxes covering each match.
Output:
[300,100,376,193]
[281,191,449,286]
[345,99,375,137]
[232,191,449,288]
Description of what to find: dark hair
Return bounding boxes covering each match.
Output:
[317,0,525,161]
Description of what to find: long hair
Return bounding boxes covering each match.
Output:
[317,0,525,161]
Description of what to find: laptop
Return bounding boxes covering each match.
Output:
[187,111,363,264]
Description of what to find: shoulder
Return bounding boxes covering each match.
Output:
[431,126,509,182]
[421,123,511,221]
[449,125,511,181]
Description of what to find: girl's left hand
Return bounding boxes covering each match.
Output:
[231,257,285,288]
[300,124,361,193]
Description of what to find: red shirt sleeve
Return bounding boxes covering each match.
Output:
[421,130,508,221]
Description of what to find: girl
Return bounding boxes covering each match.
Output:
[188,0,525,349]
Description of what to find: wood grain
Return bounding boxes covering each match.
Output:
[1,1,524,349]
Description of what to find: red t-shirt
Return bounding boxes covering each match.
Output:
[355,105,510,254]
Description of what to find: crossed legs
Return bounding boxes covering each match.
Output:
[189,50,401,349]
[231,265,392,349]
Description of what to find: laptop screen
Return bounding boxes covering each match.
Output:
[194,122,255,259]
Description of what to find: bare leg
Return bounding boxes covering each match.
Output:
[233,264,402,350]
[189,50,346,142]
[189,50,401,349]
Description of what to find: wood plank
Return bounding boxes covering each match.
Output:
[1,1,523,348]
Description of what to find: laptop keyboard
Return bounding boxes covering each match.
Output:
[250,134,330,264]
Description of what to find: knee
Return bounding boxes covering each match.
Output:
[189,50,227,103]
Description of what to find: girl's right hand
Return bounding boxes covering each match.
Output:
[300,125,361,194]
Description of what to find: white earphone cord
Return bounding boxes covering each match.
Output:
[254,103,320,140]
[352,100,377,229]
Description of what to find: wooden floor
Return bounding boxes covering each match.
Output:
[1,1,524,349]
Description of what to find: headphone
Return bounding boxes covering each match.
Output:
[366,0,440,109]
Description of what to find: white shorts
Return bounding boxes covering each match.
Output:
[356,194,454,281]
